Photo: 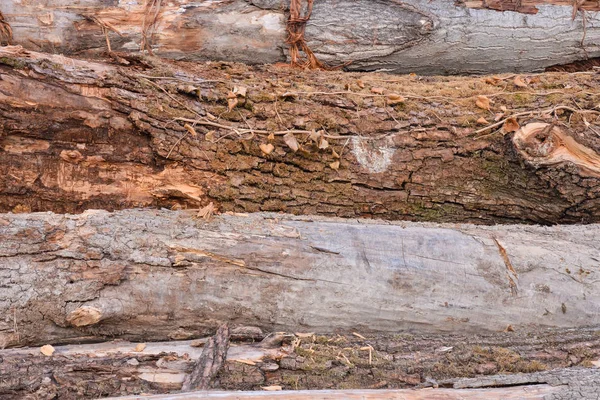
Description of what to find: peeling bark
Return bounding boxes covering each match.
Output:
[2,330,600,399]
[1,47,600,223]
[2,209,600,348]
[1,0,599,74]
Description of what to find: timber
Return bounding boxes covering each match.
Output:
[1,47,600,223]
[0,0,599,74]
[2,208,600,347]
[2,330,600,399]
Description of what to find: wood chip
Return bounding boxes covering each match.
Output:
[133,343,147,352]
[352,332,366,340]
[234,359,257,366]
[261,385,283,391]
[40,344,55,356]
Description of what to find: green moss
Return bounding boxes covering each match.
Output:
[0,57,26,69]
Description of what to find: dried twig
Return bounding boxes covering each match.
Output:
[474,105,600,135]
[140,0,163,55]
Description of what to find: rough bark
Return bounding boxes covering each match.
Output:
[181,324,230,391]
[2,208,600,348]
[2,330,600,399]
[1,0,599,74]
[1,47,600,223]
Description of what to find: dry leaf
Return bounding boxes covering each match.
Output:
[260,143,274,155]
[329,161,340,170]
[484,77,501,86]
[591,359,600,368]
[505,324,515,332]
[513,76,528,88]
[205,131,215,142]
[267,132,275,141]
[227,92,238,112]
[357,79,365,89]
[134,343,147,352]
[332,149,340,159]
[184,124,197,137]
[476,117,489,125]
[500,105,507,112]
[387,93,405,105]
[261,386,283,391]
[283,132,299,152]
[494,113,504,122]
[40,345,55,356]
[197,202,216,221]
[370,87,384,95]
[318,138,329,150]
[233,86,248,98]
[475,95,491,110]
[309,130,321,143]
[503,117,520,133]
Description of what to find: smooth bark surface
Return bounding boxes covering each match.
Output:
[1,208,600,348]
[1,47,600,224]
[1,0,599,74]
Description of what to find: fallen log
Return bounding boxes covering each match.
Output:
[1,330,599,399]
[1,47,600,223]
[1,0,599,74]
[1,209,600,347]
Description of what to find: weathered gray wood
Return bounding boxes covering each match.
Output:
[1,0,599,74]
[106,386,560,399]
[2,209,600,348]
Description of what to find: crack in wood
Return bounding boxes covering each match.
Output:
[494,238,519,296]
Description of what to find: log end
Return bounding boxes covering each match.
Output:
[66,306,103,327]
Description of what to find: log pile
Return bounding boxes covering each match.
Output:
[1,1,600,397]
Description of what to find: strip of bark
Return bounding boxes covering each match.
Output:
[182,324,230,391]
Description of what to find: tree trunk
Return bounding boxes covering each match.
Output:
[2,330,599,399]
[1,0,599,74]
[2,208,600,348]
[1,46,600,224]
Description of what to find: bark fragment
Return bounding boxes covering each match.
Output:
[182,324,230,391]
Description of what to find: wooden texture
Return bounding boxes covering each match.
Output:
[1,0,599,74]
[2,208,600,348]
[1,47,600,224]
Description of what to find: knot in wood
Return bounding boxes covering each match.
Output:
[521,128,557,158]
